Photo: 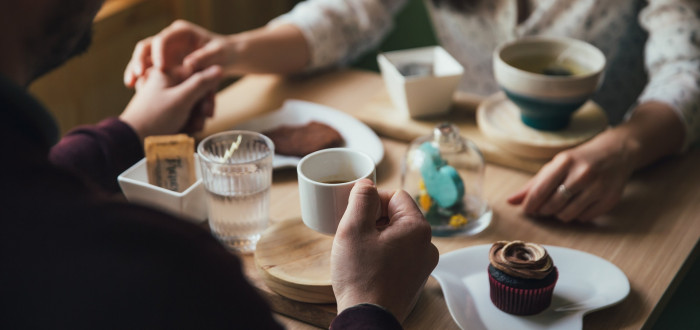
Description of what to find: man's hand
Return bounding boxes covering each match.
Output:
[119,65,221,141]
[331,179,439,322]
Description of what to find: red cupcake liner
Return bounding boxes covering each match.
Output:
[488,268,558,315]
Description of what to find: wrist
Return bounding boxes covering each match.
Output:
[616,101,684,169]
[223,27,271,75]
[220,34,247,76]
[331,303,402,330]
[118,110,146,142]
[607,126,643,173]
[337,291,408,323]
[222,24,309,74]
[336,292,389,316]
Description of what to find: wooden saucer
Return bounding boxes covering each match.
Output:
[477,92,608,159]
[254,219,335,303]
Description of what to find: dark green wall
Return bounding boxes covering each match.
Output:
[351,0,438,72]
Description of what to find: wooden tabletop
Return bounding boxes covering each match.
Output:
[201,69,700,329]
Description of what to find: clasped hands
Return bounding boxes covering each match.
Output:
[120,20,229,140]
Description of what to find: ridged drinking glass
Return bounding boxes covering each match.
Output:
[197,130,274,253]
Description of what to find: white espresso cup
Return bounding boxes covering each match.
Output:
[297,148,377,235]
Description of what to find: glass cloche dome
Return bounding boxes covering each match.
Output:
[401,123,491,236]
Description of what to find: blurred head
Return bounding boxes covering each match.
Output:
[0,0,105,85]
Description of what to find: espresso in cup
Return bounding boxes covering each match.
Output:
[297,148,376,235]
[319,175,354,184]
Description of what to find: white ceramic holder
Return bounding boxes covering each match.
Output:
[378,46,464,119]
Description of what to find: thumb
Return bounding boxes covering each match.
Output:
[338,179,382,235]
[172,65,222,104]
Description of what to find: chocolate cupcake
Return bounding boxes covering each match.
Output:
[488,241,558,315]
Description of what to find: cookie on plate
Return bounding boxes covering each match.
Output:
[262,121,343,157]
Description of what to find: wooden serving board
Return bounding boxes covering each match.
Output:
[349,89,548,173]
[477,92,608,160]
[255,218,335,304]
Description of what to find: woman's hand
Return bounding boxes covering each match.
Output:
[331,179,439,322]
[507,131,635,222]
[508,101,685,222]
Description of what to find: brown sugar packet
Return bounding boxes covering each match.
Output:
[144,134,196,193]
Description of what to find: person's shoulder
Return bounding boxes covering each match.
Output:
[0,198,271,328]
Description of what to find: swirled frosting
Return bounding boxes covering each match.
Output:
[489,241,554,280]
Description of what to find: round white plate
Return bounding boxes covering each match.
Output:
[234,100,384,169]
[431,244,629,330]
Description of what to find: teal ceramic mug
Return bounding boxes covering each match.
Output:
[493,37,606,131]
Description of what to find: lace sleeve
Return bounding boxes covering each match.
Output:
[638,0,700,150]
[269,0,408,70]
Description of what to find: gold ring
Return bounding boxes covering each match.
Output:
[557,184,573,200]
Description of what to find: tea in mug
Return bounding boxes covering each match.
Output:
[508,55,589,76]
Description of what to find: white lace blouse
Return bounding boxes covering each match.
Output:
[271,0,700,149]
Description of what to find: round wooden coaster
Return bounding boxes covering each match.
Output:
[477,92,608,160]
[254,218,335,303]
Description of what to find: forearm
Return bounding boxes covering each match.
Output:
[611,101,684,171]
[49,117,143,193]
[226,23,310,75]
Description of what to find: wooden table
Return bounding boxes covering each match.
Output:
[199,69,700,329]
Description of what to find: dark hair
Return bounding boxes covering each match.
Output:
[430,0,480,11]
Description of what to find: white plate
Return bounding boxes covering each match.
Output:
[234,100,384,169]
[431,244,630,330]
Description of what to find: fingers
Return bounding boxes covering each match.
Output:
[561,186,621,222]
[577,198,616,222]
[151,20,205,71]
[521,154,572,215]
[515,154,625,222]
[173,65,222,105]
[555,190,597,222]
[201,91,216,117]
[386,190,433,244]
[124,37,153,88]
[183,40,226,73]
[507,181,532,205]
[538,181,578,217]
[181,92,216,134]
[540,158,598,216]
